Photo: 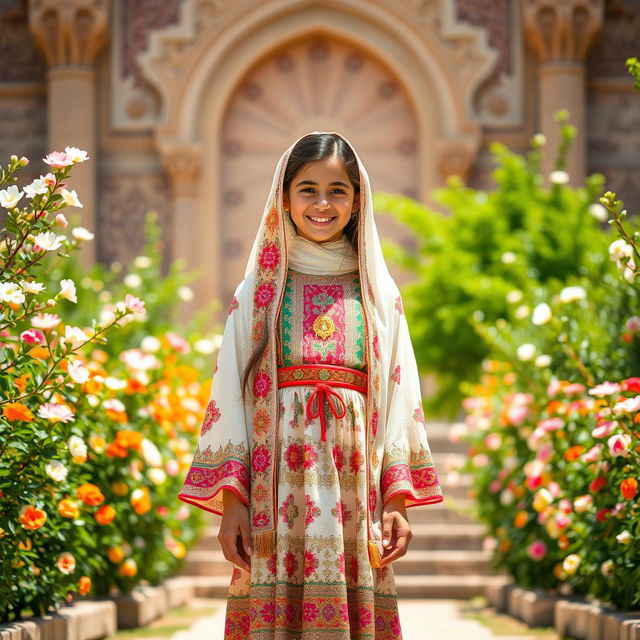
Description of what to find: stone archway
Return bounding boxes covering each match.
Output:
[217,35,421,300]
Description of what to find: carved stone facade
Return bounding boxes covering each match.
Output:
[0,0,637,315]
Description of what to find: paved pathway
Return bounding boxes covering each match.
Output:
[170,598,557,640]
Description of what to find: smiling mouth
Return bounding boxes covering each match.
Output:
[307,215,336,226]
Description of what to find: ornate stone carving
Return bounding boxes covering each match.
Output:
[28,0,110,67]
[157,141,202,200]
[435,138,477,182]
[523,0,605,63]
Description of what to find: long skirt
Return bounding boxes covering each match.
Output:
[223,385,403,639]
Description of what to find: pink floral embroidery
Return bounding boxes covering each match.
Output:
[303,442,318,469]
[391,365,401,385]
[200,399,221,435]
[395,295,404,315]
[302,602,319,622]
[371,410,379,438]
[260,602,276,623]
[304,494,321,527]
[413,400,426,426]
[372,334,380,360]
[253,371,271,398]
[332,500,351,525]
[350,448,363,473]
[258,243,280,270]
[332,444,344,471]
[279,493,298,529]
[369,487,377,512]
[252,512,269,527]
[254,282,275,308]
[339,602,349,621]
[322,604,337,622]
[266,553,277,575]
[303,550,319,577]
[251,445,271,473]
[228,295,239,315]
[359,607,373,627]
[390,614,402,635]
[302,283,346,365]
[284,551,298,578]
[284,443,303,471]
[336,552,346,575]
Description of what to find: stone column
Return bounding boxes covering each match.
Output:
[28,0,110,266]
[523,0,604,185]
[157,141,203,319]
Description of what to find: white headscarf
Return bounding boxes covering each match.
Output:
[179,132,443,566]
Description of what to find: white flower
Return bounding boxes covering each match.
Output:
[141,438,162,467]
[38,403,75,423]
[532,133,546,146]
[104,376,127,390]
[623,267,636,283]
[31,312,60,329]
[601,560,614,578]
[134,256,152,269]
[562,553,581,575]
[501,251,516,264]
[550,170,569,185]
[120,348,159,371]
[0,282,25,305]
[63,325,89,348]
[515,305,530,319]
[0,185,24,209]
[147,468,167,485]
[140,336,161,353]
[532,303,552,325]
[58,279,77,303]
[19,280,45,294]
[517,344,536,361]
[609,239,633,263]
[506,290,523,304]
[71,227,94,241]
[573,495,593,513]
[616,530,631,545]
[33,231,65,252]
[535,354,552,368]
[103,398,126,413]
[177,285,194,301]
[23,178,49,199]
[588,382,621,397]
[64,146,89,163]
[588,203,608,222]
[194,338,216,354]
[559,286,586,303]
[613,396,640,414]
[45,460,68,482]
[59,188,83,208]
[68,435,87,458]
[67,359,90,384]
[499,489,514,506]
[124,273,142,288]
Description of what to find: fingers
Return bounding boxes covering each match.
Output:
[379,513,413,568]
[240,521,253,559]
[218,526,251,571]
[382,511,394,548]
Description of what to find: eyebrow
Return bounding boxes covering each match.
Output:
[295,180,350,189]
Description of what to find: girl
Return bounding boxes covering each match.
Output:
[178,132,444,639]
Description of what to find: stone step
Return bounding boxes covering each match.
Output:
[189,574,510,600]
[195,522,486,552]
[424,422,471,455]
[180,548,492,578]
[431,452,468,474]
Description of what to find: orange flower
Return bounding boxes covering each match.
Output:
[118,558,137,577]
[78,576,91,596]
[94,504,116,525]
[18,539,32,551]
[111,481,129,496]
[27,346,50,359]
[514,511,528,528]
[107,546,124,563]
[105,442,128,458]
[3,402,34,422]
[564,445,585,462]
[115,430,143,451]
[558,535,569,550]
[590,476,607,493]
[13,373,30,393]
[19,506,46,530]
[76,483,104,506]
[621,478,638,501]
[499,538,511,552]
[56,552,75,575]
[58,499,80,519]
[106,408,128,423]
[131,487,151,515]
[82,378,102,394]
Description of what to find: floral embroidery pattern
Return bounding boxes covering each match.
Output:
[391,365,401,385]
[228,295,239,315]
[303,550,319,577]
[284,443,303,471]
[279,493,298,529]
[251,445,271,473]
[303,442,318,469]
[413,400,426,426]
[304,494,321,528]
[258,243,280,270]
[200,399,221,436]
[253,371,271,398]
[332,501,352,525]
[254,282,275,308]
[395,295,404,315]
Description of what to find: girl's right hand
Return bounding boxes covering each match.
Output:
[218,489,252,571]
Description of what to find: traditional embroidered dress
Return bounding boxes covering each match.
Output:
[178,132,444,639]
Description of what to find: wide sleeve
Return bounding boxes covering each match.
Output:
[177,277,252,516]
[380,291,444,508]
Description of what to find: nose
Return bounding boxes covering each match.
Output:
[316,197,330,209]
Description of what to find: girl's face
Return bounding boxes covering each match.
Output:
[283,154,359,244]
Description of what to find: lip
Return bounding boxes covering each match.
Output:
[306,215,337,227]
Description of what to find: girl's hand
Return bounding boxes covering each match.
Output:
[379,494,412,568]
[218,489,252,571]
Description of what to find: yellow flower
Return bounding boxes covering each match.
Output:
[131,487,151,515]
[107,546,124,564]
[111,481,129,496]
[118,558,137,577]
[58,499,80,519]
[19,506,47,530]
[562,553,581,576]
[78,576,91,596]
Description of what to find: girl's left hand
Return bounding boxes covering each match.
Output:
[379,494,412,567]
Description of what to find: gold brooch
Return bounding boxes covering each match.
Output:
[312,314,335,340]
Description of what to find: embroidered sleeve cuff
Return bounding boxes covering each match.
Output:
[178,458,250,516]
[380,462,444,508]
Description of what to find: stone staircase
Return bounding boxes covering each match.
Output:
[179,422,509,599]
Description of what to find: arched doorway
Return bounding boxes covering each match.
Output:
[218,35,420,302]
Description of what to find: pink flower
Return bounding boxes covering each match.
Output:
[43,151,73,168]
[589,382,622,397]
[538,417,564,432]
[332,445,344,471]
[284,443,303,471]
[252,512,269,527]
[506,404,528,425]
[254,282,275,308]
[626,316,640,332]
[526,540,547,560]
[350,449,363,473]
[581,444,602,463]
[253,371,271,398]
[614,396,640,414]
[54,213,69,227]
[563,383,586,396]
[302,602,319,622]
[258,244,279,270]
[556,513,571,529]
[251,445,271,473]
[20,329,45,344]
[200,400,221,435]
[303,550,318,577]
[547,380,563,397]
[592,421,617,439]
[283,551,298,578]
[608,434,632,457]
[260,602,276,623]
[125,293,146,315]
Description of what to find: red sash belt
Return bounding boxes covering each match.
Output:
[276,364,368,442]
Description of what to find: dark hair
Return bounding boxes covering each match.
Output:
[240,133,361,402]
